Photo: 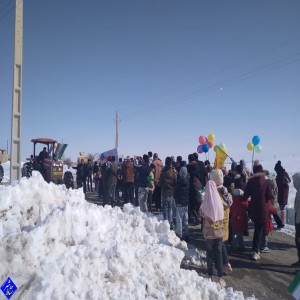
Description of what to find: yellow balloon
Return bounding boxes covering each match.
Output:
[208,133,215,142]
[247,142,254,151]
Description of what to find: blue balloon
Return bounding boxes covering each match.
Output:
[202,143,209,153]
[252,135,260,146]
[101,152,106,158]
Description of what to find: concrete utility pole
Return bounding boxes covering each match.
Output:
[114,111,119,148]
[10,0,23,182]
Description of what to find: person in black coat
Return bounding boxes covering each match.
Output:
[72,159,84,189]
[187,154,204,225]
[274,160,291,212]
[175,166,190,242]
[136,154,151,212]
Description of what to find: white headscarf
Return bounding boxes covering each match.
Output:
[201,180,224,222]
[179,166,188,179]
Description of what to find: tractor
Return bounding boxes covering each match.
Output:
[22,138,74,189]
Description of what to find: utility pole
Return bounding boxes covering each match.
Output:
[114,111,120,148]
[10,0,23,182]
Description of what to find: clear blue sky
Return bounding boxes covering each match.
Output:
[0,0,299,163]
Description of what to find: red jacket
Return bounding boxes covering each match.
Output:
[264,200,277,234]
[231,189,249,232]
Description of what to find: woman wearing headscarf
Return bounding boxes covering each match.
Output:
[210,169,233,272]
[200,180,226,288]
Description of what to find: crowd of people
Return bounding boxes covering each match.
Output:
[73,152,298,288]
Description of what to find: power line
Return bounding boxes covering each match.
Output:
[117,35,300,114]
[0,0,13,11]
[0,0,15,23]
[120,52,300,120]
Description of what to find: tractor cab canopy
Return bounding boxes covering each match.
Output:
[31,138,57,144]
[31,138,67,161]
[31,138,57,160]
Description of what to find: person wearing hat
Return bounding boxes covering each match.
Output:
[243,164,273,261]
[274,161,291,223]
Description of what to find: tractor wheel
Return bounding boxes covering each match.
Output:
[22,163,33,178]
[63,171,74,189]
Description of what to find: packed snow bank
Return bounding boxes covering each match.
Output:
[0,172,255,299]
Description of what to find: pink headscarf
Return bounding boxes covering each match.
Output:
[201,180,224,222]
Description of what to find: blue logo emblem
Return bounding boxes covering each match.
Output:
[1,277,17,299]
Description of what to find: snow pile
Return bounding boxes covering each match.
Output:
[0,172,254,299]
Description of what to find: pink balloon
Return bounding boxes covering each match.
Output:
[197,144,203,153]
[208,141,213,148]
[198,135,206,145]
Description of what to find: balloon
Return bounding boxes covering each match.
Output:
[197,144,203,154]
[202,144,209,153]
[213,145,218,152]
[219,143,226,152]
[208,141,213,148]
[101,153,106,158]
[199,136,206,144]
[254,144,262,153]
[198,135,207,145]
[252,135,260,146]
[208,133,215,142]
[247,142,254,151]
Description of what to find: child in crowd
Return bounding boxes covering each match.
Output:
[175,166,190,242]
[231,182,248,251]
[200,180,226,288]
[260,200,277,253]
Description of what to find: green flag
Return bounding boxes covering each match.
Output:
[57,144,68,160]
[288,271,300,299]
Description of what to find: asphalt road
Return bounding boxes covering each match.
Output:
[187,224,297,299]
[85,191,297,300]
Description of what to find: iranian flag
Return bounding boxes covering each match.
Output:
[288,271,300,299]
[55,143,68,160]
